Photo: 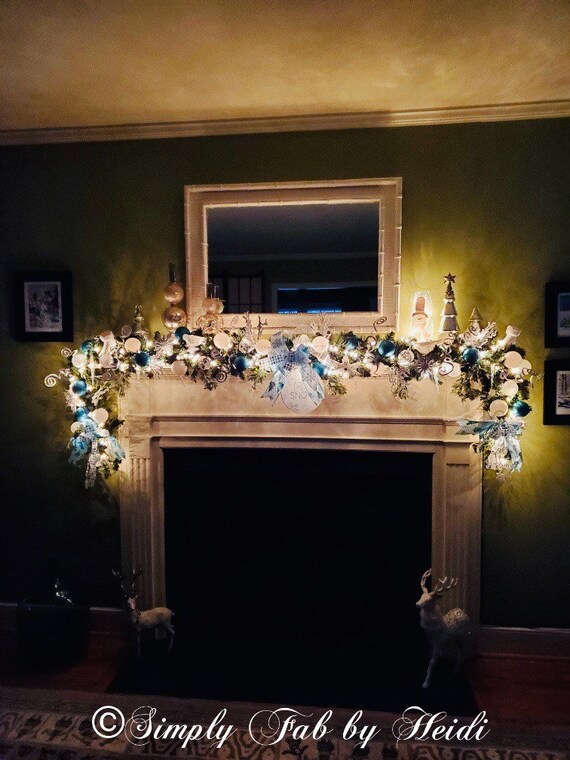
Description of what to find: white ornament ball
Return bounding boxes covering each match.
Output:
[70,422,82,433]
[71,352,87,369]
[171,360,187,376]
[255,338,271,356]
[91,408,109,425]
[120,325,132,338]
[311,336,330,354]
[293,334,311,349]
[489,399,509,418]
[213,332,233,351]
[501,380,519,398]
[397,349,415,367]
[280,368,324,413]
[99,353,114,368]
[520,359,533,376]
[124,337,141,353]
[503,351,523,370]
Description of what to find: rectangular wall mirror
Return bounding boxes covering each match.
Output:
[184,179,402,331]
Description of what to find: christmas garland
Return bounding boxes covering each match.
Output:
[46,311,535,487]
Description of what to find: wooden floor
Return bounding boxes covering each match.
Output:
[0,632,568,725]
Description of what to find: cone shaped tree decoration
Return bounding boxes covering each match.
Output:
[439,273,459,332]
[469,307,483,333]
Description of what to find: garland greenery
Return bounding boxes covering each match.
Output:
[46,313,536,487]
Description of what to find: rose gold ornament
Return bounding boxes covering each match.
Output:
[162,305,187,330]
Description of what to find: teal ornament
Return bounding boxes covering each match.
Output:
[344,333,359,350]
[72,379,87,396]
[134,351,151,367]
[175,326,191,342]
[74,407,88,421]
[232,353,250,373]
[377,339,396,358]
[512,400,531,417]
[313,360,327,377]
[462,347,480,365]
[80,340,93,353]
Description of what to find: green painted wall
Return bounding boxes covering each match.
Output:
[1,120,569,624]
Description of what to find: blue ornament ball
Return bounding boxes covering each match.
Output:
[74,407,89,421]
[377,339,396,358]
[174,326,191,342]
[462,347,480,365]
[80,340,93,353]
[232,353,250,373]
[512,400,531,417]
[72,379,87,396]
[134,351,151,367]
[345,334,359,350]
[313,360,327,377]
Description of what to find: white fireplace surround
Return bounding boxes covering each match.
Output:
[119,374,483,632]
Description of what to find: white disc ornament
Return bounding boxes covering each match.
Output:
[500,380,519,398]
[503,351,523,370]
[255,338,271,356]
[99,353,114,368]
[489,399,509,418]
[397,349,414,367]
[439,360,454,376]
[120,325,132,338]
[70,422,82,433]
[293,334,310,349]
[520,359,532,376]
[91,408,109,425]
[280,367,324,413]
[124,337,141,353]
[311,335,330,354]
[213,332,233,351]
[171,360,187,376]
[71,353,87,369]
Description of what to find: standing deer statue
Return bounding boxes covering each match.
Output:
[113,569,175,657]
[416,569,470,689]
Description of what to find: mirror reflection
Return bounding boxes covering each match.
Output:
[207,202,379,314]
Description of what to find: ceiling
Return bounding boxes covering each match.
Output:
[1,0,569,142]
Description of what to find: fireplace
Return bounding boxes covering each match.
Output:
[160,447,432,705]
[119,374,483,687]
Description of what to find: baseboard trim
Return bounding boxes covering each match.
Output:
[0,603,125,636]
[479,625,570,657]
[1,100,569,145]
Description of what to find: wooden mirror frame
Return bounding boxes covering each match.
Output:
[184,178,402,332]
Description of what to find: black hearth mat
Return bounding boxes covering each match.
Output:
[109,634,478,715]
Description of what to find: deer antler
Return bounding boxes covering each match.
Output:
[420,569,432,593]
[433,576,458,594]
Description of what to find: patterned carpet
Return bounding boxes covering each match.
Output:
[0,686,568,760]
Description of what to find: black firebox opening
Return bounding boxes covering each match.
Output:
[162,447,433,708]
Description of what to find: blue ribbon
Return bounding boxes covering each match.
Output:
[261,334,324,406]
[457,418,524,472]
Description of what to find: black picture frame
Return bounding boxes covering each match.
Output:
[544,360,570,425]
[545,282,570,348]
[13,271,73,342]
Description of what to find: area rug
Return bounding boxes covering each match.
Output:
[0,686,568,760]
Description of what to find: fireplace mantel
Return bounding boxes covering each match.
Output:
[119,375,482,631]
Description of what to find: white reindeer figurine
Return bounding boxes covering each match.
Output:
[416,569,470,689]
[114,569,175,657]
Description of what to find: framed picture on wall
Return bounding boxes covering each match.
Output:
[544,360,570,425]
[545,282,570,347]
[13,271,73,342]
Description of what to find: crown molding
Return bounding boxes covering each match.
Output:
[1,100,569,146]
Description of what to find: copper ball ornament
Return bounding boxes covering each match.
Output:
[162,305,188,330]
[163,281,185,304]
